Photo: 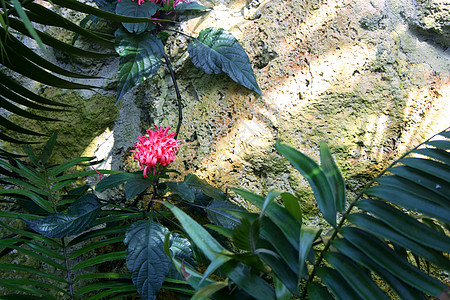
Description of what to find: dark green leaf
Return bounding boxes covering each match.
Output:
[187,27,261,95]
[0,189,53,213]
[67,224,128,246]
[324,252,389,299]
[192,279,229,300]
[332,238,427,300]
[307,281,334,300]
[260,190,281,217]
[71,251,127,270]
[366,185,450,224]
[95,172,136,192]
[274,275,292,300]
[124,220,170,299]
[184,173,227,201]
[205,199,244,229]
[316,266,362,300]
[232,217,260,252]
[320,142,346,212]
[39,131,57,165]
[438,130,450,138]
[341,227,447,296]
[0,96,59,121]
[356,199,450,252]
[275,141,337,226]
[125,175,153,200]
[22,194,101,238]
[424,140,450,151]
[280,192,302,222]
[175,2,209,11]
[413,148,450,165]
[299,227,321,279]
[348,213,450,271]
[115,28,164,102]
[48,157,95,178]
[116,0,157,33]
[389,165,449,199]
[399,157,450,183]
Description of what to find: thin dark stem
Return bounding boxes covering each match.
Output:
[162,53,182,139]
[161,28,194,40]
[300,128,449,298]
[61,238,74,300]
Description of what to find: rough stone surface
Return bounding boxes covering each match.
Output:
[5,0,449,223]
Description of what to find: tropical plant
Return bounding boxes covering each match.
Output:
[1,0,261,146]
[164,128,450,299]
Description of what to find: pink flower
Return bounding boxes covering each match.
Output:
[131,125,180,177]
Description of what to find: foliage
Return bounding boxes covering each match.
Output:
[166,129,450,299]
[1,0,261,145]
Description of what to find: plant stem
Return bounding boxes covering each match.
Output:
[163,53,182,139]
[300,128,449,298]
[61,238,74,300]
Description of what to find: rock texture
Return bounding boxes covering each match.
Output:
[6,0,449,221]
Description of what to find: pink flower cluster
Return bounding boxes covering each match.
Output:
[121,0,186,7]
[131,126,180,177]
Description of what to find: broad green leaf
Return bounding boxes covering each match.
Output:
[260,190,281,217]
[307,281,334,300]
[274,275,292,300]
[232,188,301,249]
[413,148,450,165]
[192,279,229,300]
[124,220,170,299]
[316,266,362,300]
[205,199,243,229]
[332,238,427,300]
[280,192,302,222]
[116,0,157,33]
[125,175,153,200]
[275,141,337,226]
[299,227,321,280]
[389,165,449,199]
[399,157,450,183]
[187,27,261,95]
[199,252,232,287]
[356,199,450,252]
[341,227,447,296]
[366,185,450,224]
[174,2,209,11]
[165,203,276,300]
[115,28,164,102]
[22,194,101,238]
[184,173,227,201]
[95,172,136,192]
[324,252,389,299]
[376,175,449,208]
[232,217,260,252]
[167,233,197,280]
[348,213,450,271]
[320,142,346,212]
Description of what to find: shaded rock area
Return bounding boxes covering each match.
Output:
[4,0,449,223]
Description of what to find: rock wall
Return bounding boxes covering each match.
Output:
[7,0,449,221]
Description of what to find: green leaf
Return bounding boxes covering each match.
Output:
[366,185,450,224]
[39,131,57,165]
[10,0,46,54]
[324,252,389,299]
[165,203,276,300]
[48,157,95,177]
[275,141,337,226]
[174,2,210,11]
[115,28,164,102]
[0,189,53,213]
[260,190,281,217]
[299,227,321,280]
[316,266,362,300]
[116,0,157,33]
[413,148,450,165]
[356,199,450,252]
[274,275,292,300]
[71,251,127,270]
[124,220,170,299]
[187,27,261,95]
[125,175,153,200]
[307,281,335,300]
[232,217,260,252]
[192,279,229,300]
[399,157,450,182]
[348,213,450,271]
[0,264,66,283]
[0,115,44,137]
[332,238,427,300]
[22,194,101,238]
[199,251,232,287]
[95,172,136,192]
[341,227,447,296]
[280,192,302,222]
[205,199,243,229]
[320,142,346,212]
